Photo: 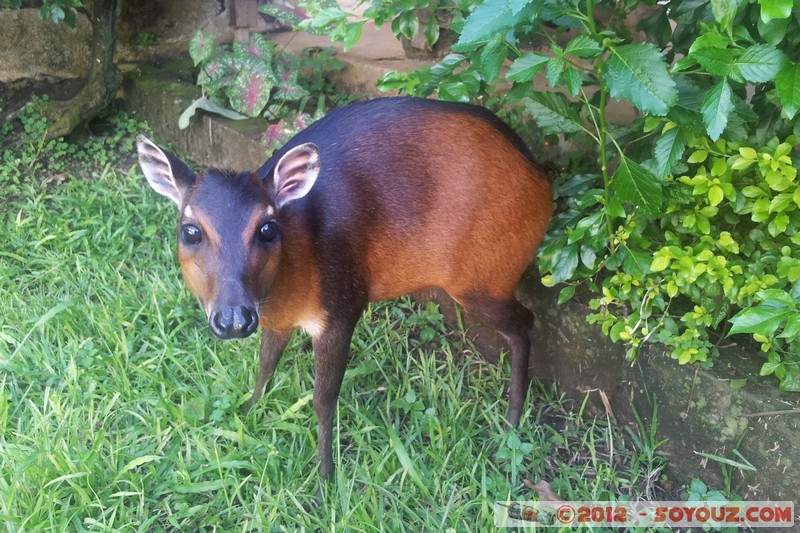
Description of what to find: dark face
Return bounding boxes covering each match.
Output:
[176,170,283,339]
[137,135,321,340]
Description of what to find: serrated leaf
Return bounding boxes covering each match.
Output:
[776,63,800,120]
[546,57,564,88]
[605,43,677,116]
[564,68,582,96]
[189,30,215,66]
[759,0,792,22]
[458,0,514,45]
[689,32,729,54]
[510,0,533,14]
[310,7,347,28]
[524,92,583,134]
[735,44,785,82]
[701,79,733,141]
[479,35,508,84]
[565,35,602,58]
[654,127,687,178]
[506,53,549,82]
[691,46,735,77]
[613,155,662,213]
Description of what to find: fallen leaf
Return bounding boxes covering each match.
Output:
[524,479,561,501]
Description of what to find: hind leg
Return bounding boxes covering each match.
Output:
[457,295,533,426]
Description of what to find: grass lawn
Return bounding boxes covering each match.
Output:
[0,111,690,531]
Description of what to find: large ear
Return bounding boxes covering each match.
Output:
[136,134,197,206]
[273,143,320,209]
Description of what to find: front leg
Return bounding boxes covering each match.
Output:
[312,315,360,484]
[245,328,292,413]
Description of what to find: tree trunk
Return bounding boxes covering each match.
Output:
[39,0,120,139]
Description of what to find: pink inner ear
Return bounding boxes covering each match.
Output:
[275,145,319,208]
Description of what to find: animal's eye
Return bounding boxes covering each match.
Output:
[258,221,279,243]
[181,224,202,245]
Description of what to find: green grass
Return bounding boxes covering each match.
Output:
[0,112,679,531]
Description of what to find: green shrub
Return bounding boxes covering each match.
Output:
[289,0,800,390]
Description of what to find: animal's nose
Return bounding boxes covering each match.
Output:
[209,305,258,339]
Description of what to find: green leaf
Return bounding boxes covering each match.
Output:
[565,35,602,58]
[564,67,582,97]
[778,314,800,339]
[778,370,800,392]
[691,47,735,77]
[759,0,792,22]
[769,192,793,213]
[711,0,739,29]
[546,57,564,88]
[423,18,440,48]
[510,0,534,14]
[605,43,677,116]
[558,285,576,304]
[343,22,364,51]
[392,11,419,40]
[623,250,652,277]
[386,425,429,495]
[708,184,724,205]
[550,244,579,285]
[613,156,663,214]
[729,306,794,336]
[776,63,800,120]
[761,355,782,376]
[654,127,686,178]
[189,30,215,66]
[506,53,549,82]
[479,35,508,84]
[310,7,347,28]
[689,33,729,55]
[241,32,274,63]
[458,0,514,45]
[701,79,734,141]
[121,455,163,474]
[438,71,481,103]
[651,253,671,272]
[524,92,584,134]
[227,64,273,117]
[758,15,789,44]
[735,44,786,83]
[580,245,597,269]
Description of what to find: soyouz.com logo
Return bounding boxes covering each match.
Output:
[494,501,794,528]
